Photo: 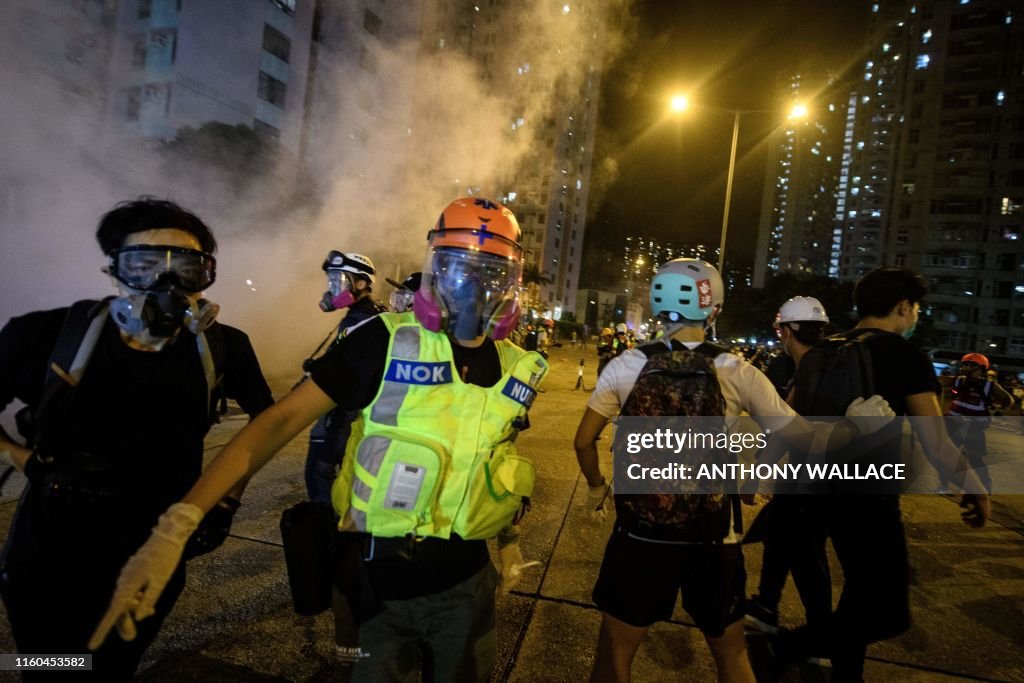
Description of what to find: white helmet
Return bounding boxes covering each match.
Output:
[323,251,376,286]
[776,296,828,324]
[649,258,724,323]
[615,323,628,334]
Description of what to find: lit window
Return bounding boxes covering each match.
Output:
[865,72,872,81]
[882,43,890,52]
[915,54,929,70]
[997,90,1005,105]
[922,29,932,43]
[959,0,969,5]
[872,3,879,11]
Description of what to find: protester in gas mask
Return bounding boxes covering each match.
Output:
[302,251,386,502]
[0,197,273,682]
[91,197,548,682]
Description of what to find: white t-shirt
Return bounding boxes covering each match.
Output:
[586,340,797,544]
[587,342,797,423]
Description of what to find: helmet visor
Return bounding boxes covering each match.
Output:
[430,247,522,338]
[112,246,216,293]
[326,270,354,298]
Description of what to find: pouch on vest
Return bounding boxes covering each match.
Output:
[348,428,449,538]
[453,441,536,540]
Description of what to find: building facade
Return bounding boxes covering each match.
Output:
[753,73,849,287]
[841,0,1024,365]
[106,0,314,153]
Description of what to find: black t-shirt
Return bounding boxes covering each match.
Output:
[0,305,273,570]
[309,317,501,599]
[855,329,940,415]
[830,328,939,494]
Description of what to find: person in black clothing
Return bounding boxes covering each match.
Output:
[746,297,832,637]
[302,251,386,502]
[0,198,274,682]
[596,327,614,375]
[777,268,990,682]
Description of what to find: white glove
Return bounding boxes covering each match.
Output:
[88,502,203,649]
[844,395,896,436]
[497,541,541,592]
[586,478,613,522]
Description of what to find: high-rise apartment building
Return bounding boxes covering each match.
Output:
[753,73,848,287]
[106,0,314,153]
[838,0,1024,365]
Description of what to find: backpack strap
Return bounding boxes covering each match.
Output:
[198,322,227,423]
[32,299,110,443]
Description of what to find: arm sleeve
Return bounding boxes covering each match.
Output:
[724,355,798,420]
[309,317,389,411]
[898,344,941,398]
[0,308,66,413]
[221,325,275,418]
[585,352,643,419]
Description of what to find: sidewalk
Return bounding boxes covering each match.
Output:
[1,343,1022,681]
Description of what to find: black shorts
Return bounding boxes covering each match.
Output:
[592,527,746,636]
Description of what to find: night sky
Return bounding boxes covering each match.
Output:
[587,0,871,275]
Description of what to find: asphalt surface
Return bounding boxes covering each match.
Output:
[1,343,1022,682]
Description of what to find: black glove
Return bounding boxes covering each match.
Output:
[183,496,241,560]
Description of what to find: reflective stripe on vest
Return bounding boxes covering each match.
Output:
[950,377,991,416]
[332,311,548,539]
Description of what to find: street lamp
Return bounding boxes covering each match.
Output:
[669,97,809,280]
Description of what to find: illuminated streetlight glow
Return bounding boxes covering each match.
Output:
[666,96,810,278]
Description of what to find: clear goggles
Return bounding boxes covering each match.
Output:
[430,247,521,312]
[389,288,416,312]
[110,245,216,293]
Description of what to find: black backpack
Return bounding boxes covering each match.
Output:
[612,341,739,543]
[791,329,881,417]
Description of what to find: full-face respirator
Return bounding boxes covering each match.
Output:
[107,245,218,338]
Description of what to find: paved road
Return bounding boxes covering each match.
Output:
[1,343,1022,681]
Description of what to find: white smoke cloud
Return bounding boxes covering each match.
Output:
[0,0,633,380]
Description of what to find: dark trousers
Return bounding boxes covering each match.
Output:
[1,563,185,682]
[755,496,831,628]
[781,495,910,682]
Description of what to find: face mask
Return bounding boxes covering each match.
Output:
[902,323,917,340]
[110,287,191,338]
[320,271,357,312]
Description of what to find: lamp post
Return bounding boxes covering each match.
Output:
[669,97,809,282]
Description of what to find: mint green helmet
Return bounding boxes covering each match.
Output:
[650,258,724,323]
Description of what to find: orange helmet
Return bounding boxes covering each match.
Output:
[413,198,524,340]
[960,352,989,370]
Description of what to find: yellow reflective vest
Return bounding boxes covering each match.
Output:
[331,312,549,540]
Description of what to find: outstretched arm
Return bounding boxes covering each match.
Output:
[184,379,335,513]
[89,380,336,649]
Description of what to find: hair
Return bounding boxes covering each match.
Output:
[853,267,927,319]
[781,321,827,346]
[96,197,217,255]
